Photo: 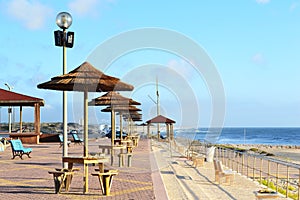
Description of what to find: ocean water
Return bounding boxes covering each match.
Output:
[174,127,300,145]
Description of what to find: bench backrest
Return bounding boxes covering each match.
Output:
[216,160,225,173]
[72,133,80,141]
[10,139,25,151]
[58,134,64,142]
[213,160,219,172]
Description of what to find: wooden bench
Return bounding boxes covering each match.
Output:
[58,134,71,148]
[92,169,118,196]
[48,168,78,193]
[186,150,198,160]
[9,139,32,159]
[192,156,205,167]
[213,160,235,185]
[118,153,133,167]
[127,145,133,153]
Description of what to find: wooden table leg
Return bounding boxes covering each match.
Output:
[104,175,110,195]
[83,163,88,193]
[110,148,114,166]
[98,163,104,173]
[68,162,73,170]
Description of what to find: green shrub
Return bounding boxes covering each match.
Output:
[260,151,268,154]
[258,179,298,200]
[265,153,275,156]
[288,185,296,191]
[249,148,259,152]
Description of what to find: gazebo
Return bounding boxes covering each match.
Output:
[0,89,44,144]
[146,115,176,140]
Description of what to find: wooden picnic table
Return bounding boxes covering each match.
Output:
[62,156,109,193]
[126,135,139,147]
[98,145,126,166]
[120,139,133,146]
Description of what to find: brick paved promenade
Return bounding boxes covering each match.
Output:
[0,138,166,200]
[0,138,288,200]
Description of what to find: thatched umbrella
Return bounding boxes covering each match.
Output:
[38,62,133,92]
[138,122,148,135]
[122,111,142,119]
[101,105,141,112]
[37,62,134,156]
[125,111,143,135]
[101,105,141,138]
[119,111,142,136]
[89,91,140,106]
[89,91,141,144]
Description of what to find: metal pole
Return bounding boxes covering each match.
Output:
[83,90,88,157]
[0,107,1,131]
[267,160,270,187]
[276,163,279,192]
[260,158,263,185]
[296,169,300,200]
[119,113,123,142]
[19,106,22,133]
[246,155,249,178]
[286,166,289,198]
[8,107,11,133]
[62,29,68,168]
[253,156,256,181]
[5,83,13,133]
[156,77,160,139]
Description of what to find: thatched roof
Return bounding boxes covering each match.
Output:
[130,118,142,122]
[37,62,134,92]
[101,105,141,112]
[89,91,140,106]
[146,115,176,124]
[122,111,142,119]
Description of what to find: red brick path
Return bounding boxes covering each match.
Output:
[0,138,166,199]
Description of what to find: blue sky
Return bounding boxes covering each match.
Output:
[0,0,300,128]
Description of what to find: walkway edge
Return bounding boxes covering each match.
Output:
[149,140,169,200]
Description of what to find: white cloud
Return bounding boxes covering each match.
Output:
[68,0,116,17]
[256,0,270,4]
[68,0,100,16]
[290,2,299,12]
[252,53,267,65]
[5,0,53,30]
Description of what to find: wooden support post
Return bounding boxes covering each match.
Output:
[147,124,150,139]
[170,124,174,140]
[34,103,40,144]
[20,106,23,133]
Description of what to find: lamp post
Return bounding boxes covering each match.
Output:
[54,12,74,168]
[4,83,13,133]
[148,77,160,139]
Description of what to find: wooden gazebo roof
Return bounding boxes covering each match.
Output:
[0,89,44,106]
[146,115,175,124]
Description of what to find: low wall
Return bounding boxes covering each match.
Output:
[9,133,40,144]
[39,133,59,143]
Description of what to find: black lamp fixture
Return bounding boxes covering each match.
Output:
[54,12,74,48]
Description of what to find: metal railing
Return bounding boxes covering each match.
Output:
[215,147,300,200]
